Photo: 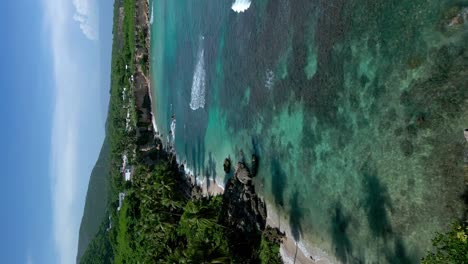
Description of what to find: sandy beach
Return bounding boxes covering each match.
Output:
[185,169,335,263]
[265,203,336,264]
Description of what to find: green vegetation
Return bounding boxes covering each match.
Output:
[80,220,113,264]
[109,161,282,263]
[259,234,282,264]
[80,0,283,262]
[110,162,231,263]
[76,138,110,262]
[79,0,137,262]
[422,222,468,263]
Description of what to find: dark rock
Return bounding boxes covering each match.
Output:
[251,154,259,176]
[263,226,285,245]
[236,162,252,185]
[220,164,267,260]
[223,157,231,173]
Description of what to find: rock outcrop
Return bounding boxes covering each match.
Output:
[220,162,267,260]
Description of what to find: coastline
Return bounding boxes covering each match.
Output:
[144,0,224,198]
[183,166,225,195]
[265,203,336,264]
[146,0,158,135]
[141,1,330,263]
[116,1,468,263]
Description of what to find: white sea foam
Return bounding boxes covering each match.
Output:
[216,182,225,191]
[150,2,154,25]
[280,240,329,264]
[297,241,312,259]
[265,69,274,90]
[279,247,295,264]
[231,0,251,13]
[170,118,176,142]
[178,158,225,192]
[146,78,158,134]
[189,37,206,110]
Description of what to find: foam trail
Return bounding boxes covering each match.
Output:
[189,36,206,110]
[147,80,158,134]
[216,182,225,191]
[150,2,154,25]
[177,156,225,192]
[231,0,251,13]
[170,118,176,142]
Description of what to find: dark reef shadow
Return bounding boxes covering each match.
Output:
[385,238,413,264]
[289,191,303,242]
[358,159,417,262]
[330,202,352,263]
[361,159,393,240]
[271,158,287,207]
[251,136,260,156]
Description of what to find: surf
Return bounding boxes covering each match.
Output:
[231,0,251,13]
[150,2,154,25]
[189,36,206,111]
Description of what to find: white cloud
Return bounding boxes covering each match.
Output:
[73,0,98,40]
[42,0,102,263]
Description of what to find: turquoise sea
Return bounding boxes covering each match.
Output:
[150,0,468,262]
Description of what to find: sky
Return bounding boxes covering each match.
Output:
[0,0,113,263]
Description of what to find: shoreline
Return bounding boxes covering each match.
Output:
[142,0,223,199]
[141,1,331,262]
[265,203,336,264]
[146,0,158,135]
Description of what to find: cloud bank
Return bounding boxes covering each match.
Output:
[42,0,102,263]
[73,0,98,40]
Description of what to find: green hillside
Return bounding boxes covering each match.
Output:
[76,0,130,262]
[76,138,110,263]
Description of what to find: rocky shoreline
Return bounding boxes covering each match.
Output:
[132,0,154,136]
[130,1,320,263]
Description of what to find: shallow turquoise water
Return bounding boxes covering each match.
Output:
[151,0,468,262]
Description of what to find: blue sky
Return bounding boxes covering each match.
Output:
[0,0,113,263]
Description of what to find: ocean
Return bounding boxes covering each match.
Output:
[150,0,468,262]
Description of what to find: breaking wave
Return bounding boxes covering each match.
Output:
[150,3,154,24]
[170,118,176,142]
[231,0,251,13]
[189,37,206,110]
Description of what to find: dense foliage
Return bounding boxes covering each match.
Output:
[80,220,113,264]
[259,234,282,264]
[110,162,231,263]
[76,138,110,261]
[422,222,468,263]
